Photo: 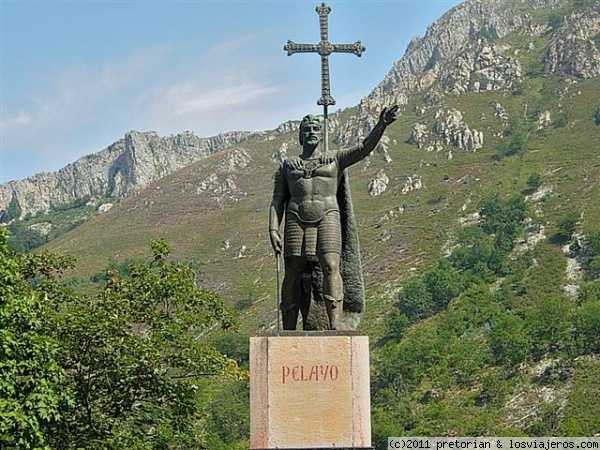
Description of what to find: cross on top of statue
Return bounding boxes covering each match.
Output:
[284,2,365,107]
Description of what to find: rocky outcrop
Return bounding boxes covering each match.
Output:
[409,108,483,152]
[0,130,255,218]
[544,4,600,78]
[444,43,522,93]
[435,108,484,151]
[537,110,552,130]
[367,170,390,197]
[361,0,564,110]
[402,175,423,195]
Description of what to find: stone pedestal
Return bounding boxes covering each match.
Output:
[250,331,371,450]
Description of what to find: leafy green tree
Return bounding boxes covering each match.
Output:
[397,277,434,320]
[423,259,464,309]
[449,226,494,273]
[479,194,527,255]
[7,221,48,253]
[488,314,532,367]
[0,230,237,449]
[526,297,575,357]
[48,239,235,449]
[204,378,250,449]
[385,309,410,341]
[6,195,22,221]
[0,228,72,450]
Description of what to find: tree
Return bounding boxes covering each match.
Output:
[488,314,532,367]
[48,239,235,449]
[0,230,237,449]
[0,228,72,450]
[397,277,434,320]
[423,259,464,309]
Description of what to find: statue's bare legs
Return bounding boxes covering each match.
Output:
[319,252,343,330]
[281,256,306,330]
[281,253,343,330]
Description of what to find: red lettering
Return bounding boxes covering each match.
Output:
[320,365,328,380]
[282,366,290,384]
[330,365,339,380]
[281,364,340,382]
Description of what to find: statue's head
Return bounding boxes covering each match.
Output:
[298,115,323,147]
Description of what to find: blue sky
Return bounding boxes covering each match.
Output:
[1,0,461,182]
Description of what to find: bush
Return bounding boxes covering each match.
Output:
[526,172,542,191]
[386,309,410,341]
[423,259,464,309]
[577,281,600,304]
[586,230,600,258]
[488,314,532,367]
[526,296,575,357]
[574,300,600,354]
[557,211,580,240]
[398,277,435,320]
[449,226,494,273]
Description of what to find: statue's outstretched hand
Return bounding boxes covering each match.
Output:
[380,105,399,126]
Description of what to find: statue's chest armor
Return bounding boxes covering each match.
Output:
[287,160,338,189]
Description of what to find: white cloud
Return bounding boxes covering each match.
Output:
[130,32,294,135]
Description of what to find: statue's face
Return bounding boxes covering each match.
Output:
[300,120,322,147]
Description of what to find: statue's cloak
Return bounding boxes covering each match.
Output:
[336,169,366,330]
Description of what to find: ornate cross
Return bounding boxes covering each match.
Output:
[284,3,365,108]
[284,3,365,151]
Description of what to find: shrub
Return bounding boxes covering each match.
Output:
[574,300,600,354]
[488,314,532,367]
[398,277,435,320]
[423,259,464,309]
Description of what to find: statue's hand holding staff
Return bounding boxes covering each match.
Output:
[270,229,283,256]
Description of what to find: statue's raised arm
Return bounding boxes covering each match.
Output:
[336,105,399,170]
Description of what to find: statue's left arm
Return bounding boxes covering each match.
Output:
[269,165,289,255]
[336,105,398,170]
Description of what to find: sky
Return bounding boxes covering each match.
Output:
[0,0,462,183]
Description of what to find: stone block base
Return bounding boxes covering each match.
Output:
[250,331,371,449]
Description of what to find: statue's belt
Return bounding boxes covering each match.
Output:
[286,209,340,225]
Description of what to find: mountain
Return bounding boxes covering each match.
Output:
[0,129,260,220]
[5,0,600,440]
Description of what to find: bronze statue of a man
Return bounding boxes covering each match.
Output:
[269,106,398,330]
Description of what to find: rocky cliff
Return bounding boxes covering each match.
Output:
[335,0,600,150]
[0,130,256,219]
